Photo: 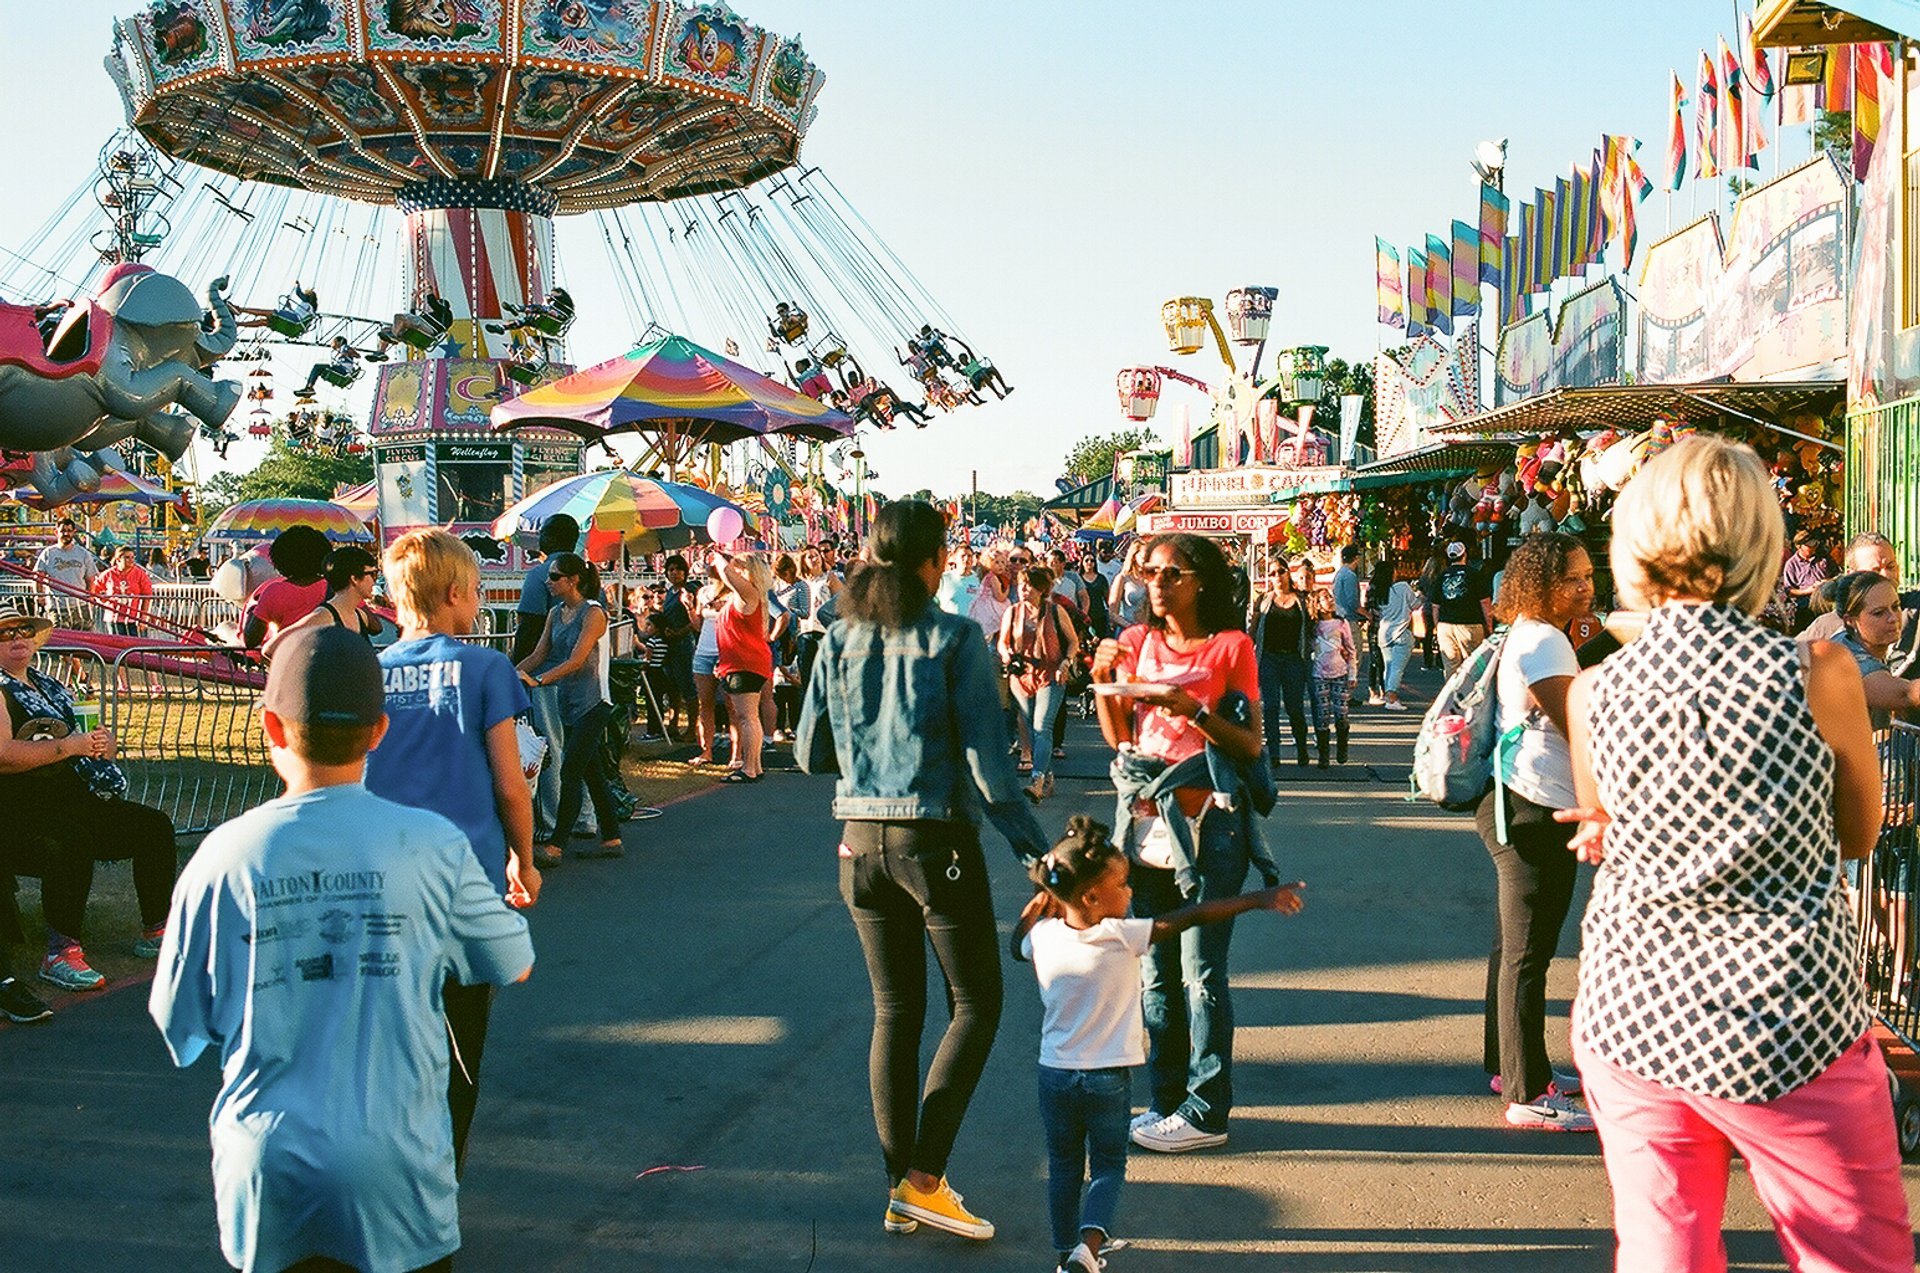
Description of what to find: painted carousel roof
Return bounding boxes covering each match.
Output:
[108,1,825,211]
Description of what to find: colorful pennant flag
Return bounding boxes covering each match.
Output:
[1696,49,1721,180]
[1424,232,1452,336]
[1516,200,1537,297]
[1720,36,1752,171]
[1529,190,1553,291]
[1584,150,1607,264]
[1779,76,1814,126]
[1857,42,1893,176]
[1501,234,1522,325]
[1451,219,1479,317]
[1374,236,1405,328]
[1477,183,1509,293]
[1406,248,1429,337]
[1821,39,1851,110]
[1600,135,1654,269]
[1550,177,1571,280]
[1668,69,1689,190]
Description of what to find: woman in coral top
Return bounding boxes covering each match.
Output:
[1090,533,1264,1155]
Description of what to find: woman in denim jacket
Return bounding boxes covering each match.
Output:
[797,501,1048,1243]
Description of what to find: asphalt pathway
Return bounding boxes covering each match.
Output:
[4,681,1917,1272]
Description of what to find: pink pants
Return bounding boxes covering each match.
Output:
[1574,1030,1914,1273]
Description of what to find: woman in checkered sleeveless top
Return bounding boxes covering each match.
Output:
[1560,436,1911,1272]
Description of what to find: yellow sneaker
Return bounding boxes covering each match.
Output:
[889,1176,994,1240]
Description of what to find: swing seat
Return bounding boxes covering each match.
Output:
[397,321,444,351]
[247,422,272,437]
[505,360,544,385]
[318,364,361,390]
[268,311,317,339]
[811,334,848,368]
[528,309,574,339]
[774,313,808,343]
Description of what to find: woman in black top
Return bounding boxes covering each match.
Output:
[1248,557,1311,768]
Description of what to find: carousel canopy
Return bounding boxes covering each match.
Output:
[109,0,823,211]
[489,332,852,444]
[1443,381,1844,442]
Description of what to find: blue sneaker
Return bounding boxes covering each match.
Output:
[133,929,165,960]
[40,946,105,992]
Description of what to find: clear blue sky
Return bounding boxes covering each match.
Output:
[0,1,1780,497]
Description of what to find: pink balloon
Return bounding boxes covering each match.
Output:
[706,506,744,543]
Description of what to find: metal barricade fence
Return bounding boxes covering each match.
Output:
[0,577,240,639]
[1861,722,1920,1050]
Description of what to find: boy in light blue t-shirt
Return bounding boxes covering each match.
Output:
[150,625,534,1273]
[364,528,538,1173]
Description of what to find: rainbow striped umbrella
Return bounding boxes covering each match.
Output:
[489,334,854,453]
[205,498,373,544]
[492,469,756,553]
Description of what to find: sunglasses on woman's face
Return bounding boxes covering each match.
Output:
[1140,565,1190,585]
[0,624,39,641]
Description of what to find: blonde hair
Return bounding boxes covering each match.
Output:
[737,552,776,597]
[1609,434,1783,613]
[383,528,479,620]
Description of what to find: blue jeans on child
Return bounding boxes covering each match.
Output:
[1038,1064,1130,1254]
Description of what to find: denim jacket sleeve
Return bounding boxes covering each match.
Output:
[949,627,1047,865]
[795,631,837,776]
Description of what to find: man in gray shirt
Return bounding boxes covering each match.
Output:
[34,518,97,630]
[1331,545,1367,704]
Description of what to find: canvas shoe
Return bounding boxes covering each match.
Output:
[1504,1092,1596,1132]
[1131,1112,1227,1153]
[40,946,105,992]
[1489,1066,1582,1097]
[1061,1241,1106,1272]
[882,1186,918,1234]
[888,1176,994,1240]
[0,976,53,1023]
[1128,1109,1164,1135]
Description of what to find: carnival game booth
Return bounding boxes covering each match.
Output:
[1440,381,1847,605]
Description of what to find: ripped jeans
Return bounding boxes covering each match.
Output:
[1129,805,1250,1134]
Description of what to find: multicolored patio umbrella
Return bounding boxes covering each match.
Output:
[1114,492,1162,534]
[8,468,187,511]
[489,334,854,466]
[205,498,373,544]
[1082,496,1123,533]
[492,469,756,555]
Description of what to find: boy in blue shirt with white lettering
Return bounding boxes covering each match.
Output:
[363,528,537,1173]
[150,625,535,1273]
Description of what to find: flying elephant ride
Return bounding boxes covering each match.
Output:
[0,261,240,503]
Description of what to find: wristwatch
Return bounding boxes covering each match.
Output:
[1191,706,1211,729]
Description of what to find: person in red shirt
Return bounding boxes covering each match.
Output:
[240,525,331,649]
[93,545,154,636]
[1090,533,1264,1156]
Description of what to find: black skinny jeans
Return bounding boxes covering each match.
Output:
[1476,788,1579,1104]
[839,819,1004,1183]
[443,979,495,1179]
[552,701,622,844]
[7,793,176,941]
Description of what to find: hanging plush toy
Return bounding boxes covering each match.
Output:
[1533,436,1568,490]
[1514,440,1542,493]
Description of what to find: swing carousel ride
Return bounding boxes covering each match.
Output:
[0,0,1005,546]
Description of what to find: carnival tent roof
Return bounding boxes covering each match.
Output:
[1041,473,1117,526]
[8,468,186,510]
[1752,0,1920,46]
[1441,382,1844,447]
[332,480,378,519]
[489,334,853,448]
[1356,440,1518,479]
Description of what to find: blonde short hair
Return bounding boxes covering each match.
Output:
[1609,434,1783,613]
[383,528,479,619]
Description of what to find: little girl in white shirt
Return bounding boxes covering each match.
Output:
[1013,816,1304,1273]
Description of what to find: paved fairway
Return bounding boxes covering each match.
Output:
[3,698,1917,1272]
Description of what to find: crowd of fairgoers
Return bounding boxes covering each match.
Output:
[4,435,1919,1273]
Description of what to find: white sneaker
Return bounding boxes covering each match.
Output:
[1128,1109,1164,1135]
[1130,1112,1227,1152]
[1504,1092,1596,1132]
[1366,693,1386,706]
[1382,699,1408,712]
[1061,1242,1107,1272]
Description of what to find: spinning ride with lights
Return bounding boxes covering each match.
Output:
[108,0,829,539]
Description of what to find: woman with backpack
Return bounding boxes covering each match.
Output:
[1474,531,1596,1131]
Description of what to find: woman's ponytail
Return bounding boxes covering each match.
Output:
[840,501,946,628]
